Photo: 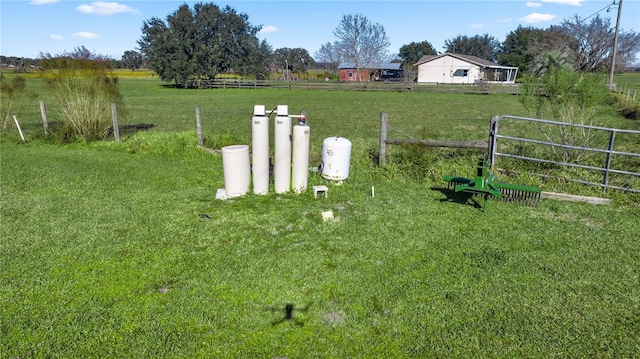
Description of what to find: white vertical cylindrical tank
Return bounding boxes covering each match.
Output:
[221,145,250,197]
[252,105,269,195]
[291,116,310,193]
[274,105,291,194]
[321,137,352,181]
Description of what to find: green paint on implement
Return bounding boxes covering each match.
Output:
[443,158,541,211]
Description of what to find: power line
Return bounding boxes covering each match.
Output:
[582,0,617,23]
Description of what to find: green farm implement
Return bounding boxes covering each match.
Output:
[443,158,541,211]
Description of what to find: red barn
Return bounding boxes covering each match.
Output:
[338,63,403,82]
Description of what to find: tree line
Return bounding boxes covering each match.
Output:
[2,2,639,86]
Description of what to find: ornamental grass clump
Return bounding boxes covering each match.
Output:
[40,51,124,142]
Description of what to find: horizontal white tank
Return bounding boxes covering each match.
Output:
[221,145,250,197]
[321,137,352,181]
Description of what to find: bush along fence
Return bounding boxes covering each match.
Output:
[379,112,640,194]
[34,101,123,142]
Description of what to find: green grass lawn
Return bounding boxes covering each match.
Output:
[1,76,639,357]
[614,72,640,92]
[2,135,639,357]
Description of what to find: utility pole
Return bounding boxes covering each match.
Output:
[285,59,289,81]
[608,0,623,90]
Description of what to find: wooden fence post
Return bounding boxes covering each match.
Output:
[39,100,49,135]
[196,106,204,146]
[111,103,120,142]
[379,112,388,167]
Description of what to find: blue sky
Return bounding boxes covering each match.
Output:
[1,0,639,61]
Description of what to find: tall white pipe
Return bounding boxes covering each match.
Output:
[292,115,310,193]
[274,105,291,193]
[252,105,269,195]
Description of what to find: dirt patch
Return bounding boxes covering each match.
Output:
[456,125,477,131]
[530,211,602,228]
[324,311,346,327]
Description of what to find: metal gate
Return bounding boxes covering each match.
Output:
[489,115,640,193]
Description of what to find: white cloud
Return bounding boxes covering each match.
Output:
[259,25,278,34]
[49,34,64,40]
[495,18,512,23]
[526,2,543,8]
[76,2,140,15]
[519,13,557,23]
[72,32,100,39]
[470,23,484,29]
[541,0,583,5]
[29,0,58,5]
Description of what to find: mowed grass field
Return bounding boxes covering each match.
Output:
[1,74,639,357]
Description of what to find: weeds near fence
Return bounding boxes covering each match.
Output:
[520,68,609,163]
[0,74,37,131]
[39,56,125,142]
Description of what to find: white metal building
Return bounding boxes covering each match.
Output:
[414,53,518,85]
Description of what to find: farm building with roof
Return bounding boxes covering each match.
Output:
[414,53,518,85]
[338,63,403,82]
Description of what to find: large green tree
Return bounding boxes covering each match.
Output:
[398,41,437,66]
[121,50,143,71]
[398,41,437,81]
[234,38,272,80]
[273,47,314,79]
[138,2,270,86]
[444,34,499,61]
[498,26,546,73]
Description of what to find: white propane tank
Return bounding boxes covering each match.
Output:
[274,105,291,194]
[252,105,269,195]
[291,116,310,193]
[221,145,250,197]
[321,137,352,181]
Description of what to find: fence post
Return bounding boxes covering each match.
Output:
[379,112,388,167]
[602,130,616,193]
[39,100,49,135]
[111,103,120,142]
[13,116,25,142]
[489,115,499,166]
[196,106,204,146]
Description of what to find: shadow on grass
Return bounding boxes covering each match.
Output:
[38,121,155,142]
[267,303,312,327]
[118,123,155,136]
[432,186,484,211]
